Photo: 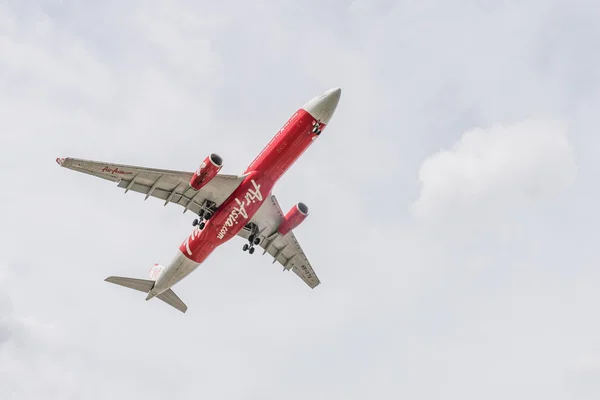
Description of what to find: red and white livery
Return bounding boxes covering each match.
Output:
[189,153,223,191]
[56,87,342,313]
[278,203,309,236]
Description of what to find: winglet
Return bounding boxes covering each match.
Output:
[56,157,65,166]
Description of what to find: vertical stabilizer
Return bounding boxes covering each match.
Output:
[148,263,166,281]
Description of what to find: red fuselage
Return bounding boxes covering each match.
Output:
[178,105,330,264]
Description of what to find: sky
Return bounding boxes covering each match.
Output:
[1,0,599,399]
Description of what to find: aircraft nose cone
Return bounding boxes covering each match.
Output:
[302,87,342,125]
[326,87,342,101]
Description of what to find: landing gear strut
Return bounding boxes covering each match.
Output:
[242,223,260,255]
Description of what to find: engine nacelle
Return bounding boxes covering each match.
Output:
[277,202,309,236]
[189,153,223,190]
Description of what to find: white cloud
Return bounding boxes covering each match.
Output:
[0,271,77,399]
[412,119,577,220]
[568,353,600,399]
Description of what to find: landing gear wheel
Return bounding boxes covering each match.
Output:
[253,237,260,245]
[204,212,212,220]
[243,244,249,251]
[312,121,322,135]
[249,235,255,243]
[249,247,255,254]
[192,219,199,227]
[199,222,206,230]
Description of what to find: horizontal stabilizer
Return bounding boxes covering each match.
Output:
[105,276,154,292]
[157,289,187,313]
[104,276,187,313]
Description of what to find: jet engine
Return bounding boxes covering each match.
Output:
[189,153,223,190]
[277,202,309,236]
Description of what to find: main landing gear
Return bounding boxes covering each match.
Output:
[242,223,261,255]
[192,200,217,230]
[192,213,210,230]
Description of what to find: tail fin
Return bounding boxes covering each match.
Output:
[104,276,188,313]
[148,263,166,280]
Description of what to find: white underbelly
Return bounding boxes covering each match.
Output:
[155,251,201,292]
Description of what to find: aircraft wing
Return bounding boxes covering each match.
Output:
[237,194,320,289]
[56,157,244,215]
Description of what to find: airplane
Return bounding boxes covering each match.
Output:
[56,87,342,313]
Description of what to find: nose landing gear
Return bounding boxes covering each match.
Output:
[312,120,322,135]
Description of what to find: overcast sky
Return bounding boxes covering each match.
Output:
[1,0,600,399]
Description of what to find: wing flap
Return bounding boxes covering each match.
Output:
[57,157,194,182]
[57,157,245,213]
